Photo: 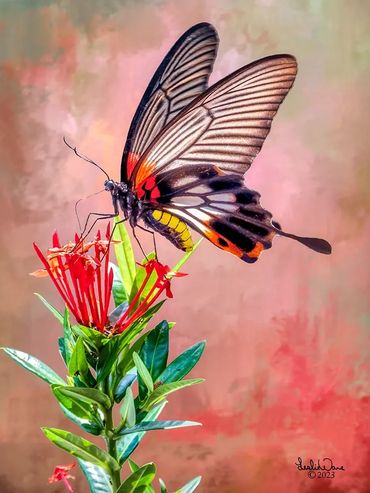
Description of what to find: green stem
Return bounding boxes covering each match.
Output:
[105,406,121,491]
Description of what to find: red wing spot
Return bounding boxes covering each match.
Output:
[136,175,160,200]
[145,176,161,199]
[150,186,160,200]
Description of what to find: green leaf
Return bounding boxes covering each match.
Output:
[68,337,89,376]
[34,293,64,324]
[126,462,155,493]
[97,298,162,388]
[175,476,202,493]
[144,379,204,410]
[78,460,113,493]
[115,304,165,379]
[113,217,136,296]
[111,263,128,305]
[62,308,75,365]
[159,479,168,493]
[124,300,165,345]
[128,458,139,472]
[114,372,137,403]
[42,427,120,473]
[140,321,169,383]
[171,239,202,275]
[116,463,156,493]
[72,371,97,389]
[71,324,107,350]
[1,348,65,385]
[116,401,167,464]
[120,387,136,428]
[96,337,122,383]
[60,401,103,435]
[116,420,201,436]
[58,337,67,364]
[157,342,205,384]
[56,386,111,409]
[133,352,153,394]
[52,385,104,436]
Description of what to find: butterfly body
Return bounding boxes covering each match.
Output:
[105,22,331,262]
[104,180,138,224]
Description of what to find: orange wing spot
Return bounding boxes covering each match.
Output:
[204,230,268,264]
[247,241,264,258]
[204,229,244,258]
[135,158,156,188]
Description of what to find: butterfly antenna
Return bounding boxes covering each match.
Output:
[74,198,83,231]
[74,189,105,232]
[63,136,111,181]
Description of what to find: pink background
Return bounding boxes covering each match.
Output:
[1,1,369,492]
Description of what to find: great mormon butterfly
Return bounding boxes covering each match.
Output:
[97,22,331,263]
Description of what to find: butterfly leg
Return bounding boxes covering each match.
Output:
[76,212,118,250]
[135,224,158,260]
[97,216,129,263]
[130,225,150,261]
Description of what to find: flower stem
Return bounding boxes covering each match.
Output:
[105,406,121,491]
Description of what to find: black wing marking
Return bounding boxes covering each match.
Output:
[140,164,332,261]
[131,54,297,187]
[121,22,219,183]
[140,164,274,262]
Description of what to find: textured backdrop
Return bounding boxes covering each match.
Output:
[1,1,369,492]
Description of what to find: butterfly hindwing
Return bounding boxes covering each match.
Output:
[141,164,275,262]
[121,22,219,183]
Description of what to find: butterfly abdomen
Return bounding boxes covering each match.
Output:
[144,209,194,252]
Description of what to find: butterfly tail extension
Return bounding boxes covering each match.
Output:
[271,222,332,255]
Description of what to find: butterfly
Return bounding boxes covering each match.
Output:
[103,22,332,263]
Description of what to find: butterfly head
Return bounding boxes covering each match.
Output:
[104,180,129,193]
[104,179,116,192]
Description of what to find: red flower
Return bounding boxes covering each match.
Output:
[48,463,75,492]
[32,227,186,334]
[113,259,186,334]
[32,226,114,333]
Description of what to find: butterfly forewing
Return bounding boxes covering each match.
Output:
[130,54,297,188]
[121,22,219,183]
[125,54,298,261]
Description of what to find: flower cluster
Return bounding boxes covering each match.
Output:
[32,227,114,332]
[32,226,184,334]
